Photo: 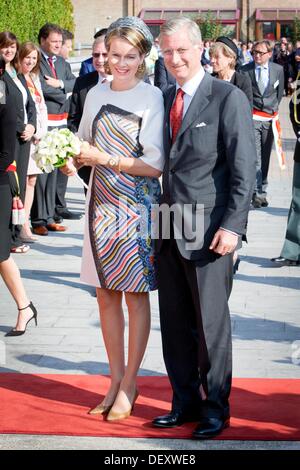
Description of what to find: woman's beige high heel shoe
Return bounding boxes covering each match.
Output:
[88,402,114,415]
[106,390,139,422]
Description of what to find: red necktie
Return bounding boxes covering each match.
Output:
[170,88,184,143]
[48,57,57,78]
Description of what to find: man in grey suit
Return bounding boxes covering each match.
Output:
[31,24,77,236]
[242,40,284,208]
[152,17,256,439]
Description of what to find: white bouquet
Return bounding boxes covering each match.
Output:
[33,128,81,173]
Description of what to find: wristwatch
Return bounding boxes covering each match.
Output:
[108,156,120,172]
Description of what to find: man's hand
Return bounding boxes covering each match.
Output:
[209,228,238,256]
[44,75,62,88]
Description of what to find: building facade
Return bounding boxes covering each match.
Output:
[72,0,300,46]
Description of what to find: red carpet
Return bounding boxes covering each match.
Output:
[0,374,299,440]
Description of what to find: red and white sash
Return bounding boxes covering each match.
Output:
[47,112,68,128]
[252,110,286,170]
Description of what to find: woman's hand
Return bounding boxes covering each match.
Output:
[60,158,77,176]
[21,124,35,141]
[75,144,109,167]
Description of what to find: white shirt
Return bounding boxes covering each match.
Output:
[175,68,205,118]
[255,62,269,90]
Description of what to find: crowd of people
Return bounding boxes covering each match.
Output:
[0,16,299,440]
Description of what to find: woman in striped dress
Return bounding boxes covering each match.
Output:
[64,17,164,421]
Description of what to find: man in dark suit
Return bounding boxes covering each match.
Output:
[68,32,109,188]
[242,40,284,208]
[152,17,256,439]
[31,23,77,236]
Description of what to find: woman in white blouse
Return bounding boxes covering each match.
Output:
[63,17,164,422]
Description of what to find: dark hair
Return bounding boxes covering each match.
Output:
[18,41,41,75]
[0,53,5,77]
[62,29,74,43]
[38,23,63,44]
[0,31,19,69]
[94,28,108,39]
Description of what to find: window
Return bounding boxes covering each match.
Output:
[262,22,276,41]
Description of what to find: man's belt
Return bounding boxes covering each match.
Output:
[252,109,286,170]
[47,112,68,128]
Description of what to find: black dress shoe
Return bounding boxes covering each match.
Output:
[271,256,299,266]
[251,196,262,208]
[56,210,82,220]
[152,411,198,428]
[193,417,230,439]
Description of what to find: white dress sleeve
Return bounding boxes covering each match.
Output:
[77,87,97,142]
[139,87,165,172]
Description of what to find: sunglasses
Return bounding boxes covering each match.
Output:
[252,50,269,56]
[92,52,107,58]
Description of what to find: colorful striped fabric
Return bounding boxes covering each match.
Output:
[88,104,160,292]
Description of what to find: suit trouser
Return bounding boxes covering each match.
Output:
[31,123,68,226]
[157,237,233,420]
[53,123,68,215]
[253,120,274,197]
[11,137,30,248]
[55,170,68,214]
[31,169,57,227]
[280,161,300,261]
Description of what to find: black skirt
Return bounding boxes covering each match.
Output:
[0,182,12,262]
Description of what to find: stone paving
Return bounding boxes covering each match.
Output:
[0,97,299,450]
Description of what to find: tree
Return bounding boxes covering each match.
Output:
[196,11,232,41]
[0,0,74,43]
[293,16,300,43]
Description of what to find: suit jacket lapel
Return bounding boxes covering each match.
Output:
[268,62,276,89]
[249,64,259,92]
[54,57,61,78]
[164,86,176,157]
[175,73,212,142]
[41,55,53,76]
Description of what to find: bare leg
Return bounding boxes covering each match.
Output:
[96,287,125,406]
[0,257,33,330]
[109,292,151,414]
[20,175,37,237]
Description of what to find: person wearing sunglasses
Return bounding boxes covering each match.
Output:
[241,40,284,209]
